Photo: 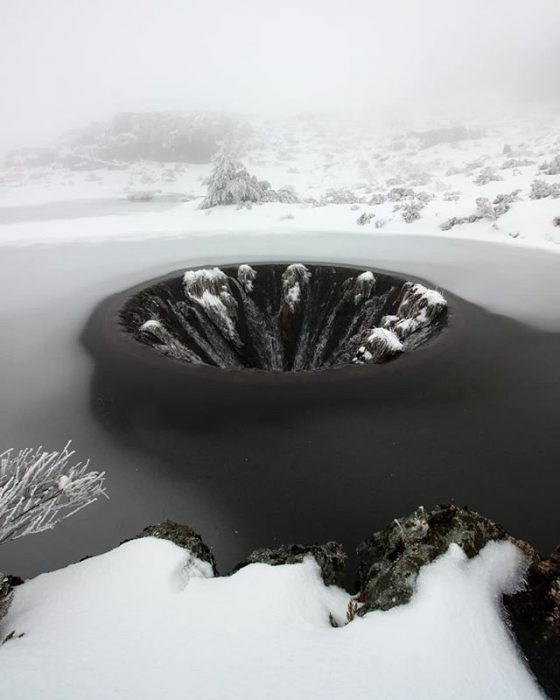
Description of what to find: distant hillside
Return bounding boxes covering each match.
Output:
[4,111,251,169]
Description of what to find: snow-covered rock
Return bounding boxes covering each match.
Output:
[0,532,545,699]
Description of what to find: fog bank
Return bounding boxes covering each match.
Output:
[1,0,559,151]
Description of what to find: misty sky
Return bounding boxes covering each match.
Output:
[1,0,559,151]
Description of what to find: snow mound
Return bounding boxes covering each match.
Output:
[0,538,542,699]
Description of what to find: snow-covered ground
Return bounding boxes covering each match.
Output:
[0,537,543,699]
[1,110,560,249]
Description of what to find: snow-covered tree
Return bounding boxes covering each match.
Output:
[200,148,298,209]
[200,151,261,208]
[0,442,107,546]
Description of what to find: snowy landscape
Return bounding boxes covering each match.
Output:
[2,109,560,248]
[1,0,560,698]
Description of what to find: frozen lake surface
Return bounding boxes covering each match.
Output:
[0,197,181,224]
[1,230,560,578]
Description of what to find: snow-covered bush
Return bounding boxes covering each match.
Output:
[474,167,503,186]
[539,154,560,175]
[0,442,106,546]
[321,188,364,205]
[399,199,424,223]
[530,179,560,200]
[368,193,386,206]
[201,151,298,209]
[441,191,521,230]
[493,190,521,216]
[500,158,535,170]
[386,187,415,202]
[474,198,497,221]
[553,217,560,227]
[356,212,375,226]
[391,190,431,223]
[269,186,299,204]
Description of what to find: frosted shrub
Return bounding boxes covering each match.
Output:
[440,190,521,231]
[392,191,431,223]
[400,199,424,223]
[474,167,503,186]
[0,443,105,621]
[356,212,375,226]
[386,187,415,202]
[321,188,364,205]
[530,179,560,200]
[493,190,521,217]
[0,442,106,546]
[369,193,386,206]
[475,198,497,220]
[539,154,560,176]
[500,158,535,170]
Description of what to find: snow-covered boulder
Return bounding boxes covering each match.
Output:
[232,542,347,587]
[355,504,560,698]
[0,520,548,699]
[132,521,218,575]
[356,504,508,613]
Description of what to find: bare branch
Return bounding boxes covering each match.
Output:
[0,442,107,546]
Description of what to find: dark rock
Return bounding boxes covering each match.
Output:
[355,504,560,696]
[4,575,23,587]
[232,542,347,587]
[0,576,14,622]
[356,504,506,613]
[504,540,560,699]
[132,521,218,575]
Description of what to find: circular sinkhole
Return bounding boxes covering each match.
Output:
[119,263,448,372]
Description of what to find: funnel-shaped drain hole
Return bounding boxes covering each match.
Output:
[120,264,448,372]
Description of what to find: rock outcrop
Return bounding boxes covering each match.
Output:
[355,504,506,612]
[355,504,560,698]
[133,521,218,575]
[231,542,347,587]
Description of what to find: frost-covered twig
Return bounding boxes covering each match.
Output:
[0,442,107,545]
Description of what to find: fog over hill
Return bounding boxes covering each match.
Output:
[1,0,560,155]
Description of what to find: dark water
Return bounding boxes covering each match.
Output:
[81,277,560,577]
[0,234,559,580]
